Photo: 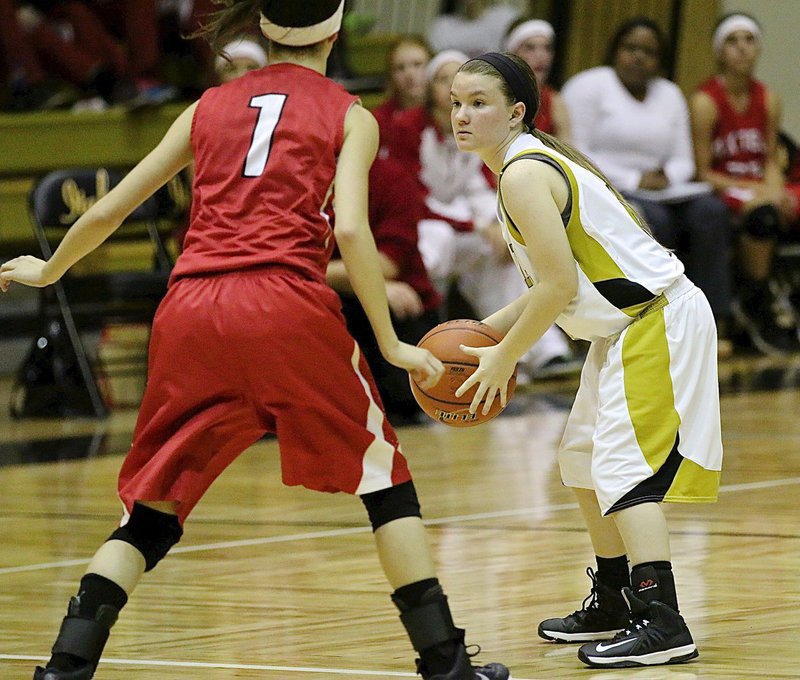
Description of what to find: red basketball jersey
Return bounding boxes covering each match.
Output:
[172,63,359,283]
[699,75,768,180]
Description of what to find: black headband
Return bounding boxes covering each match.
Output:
[468,52,537,128]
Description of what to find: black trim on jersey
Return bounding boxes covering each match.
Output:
[499,152,572,233]
[606,433,683,514]
[594,278,658,309]
[261,0,341,28]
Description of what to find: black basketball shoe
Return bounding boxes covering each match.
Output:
[538,567,629,642]
[577,586,698,668]
[416,641,511,679]
[33,666,93,680]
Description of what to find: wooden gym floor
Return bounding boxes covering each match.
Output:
[0,354,799,680]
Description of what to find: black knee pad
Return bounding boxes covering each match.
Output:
[107,502,183,571]
[743,204,781,239]
[361,480,422,531]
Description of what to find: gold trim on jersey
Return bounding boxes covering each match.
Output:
[498,147,659,318]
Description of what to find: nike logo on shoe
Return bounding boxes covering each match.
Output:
[595,638,637,652]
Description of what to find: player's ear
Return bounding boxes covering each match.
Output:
[510,101,525,126]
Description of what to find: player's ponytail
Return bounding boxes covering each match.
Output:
[191,0,262,57]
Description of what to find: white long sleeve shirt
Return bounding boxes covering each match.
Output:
[561,66,695,192]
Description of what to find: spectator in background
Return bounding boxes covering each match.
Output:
[0,0,69,109]
[328,156,442,425]
[214,35,267,83]
[778,131,800,229]
[388,49,577,379]
[690,12,799,354]
[82,0,177,106]
[562,16,734,356]
[427,0,519,58]
[372,34,431,150]
[504,17,571,141]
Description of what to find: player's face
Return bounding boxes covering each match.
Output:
[391,43,429,105]
[450,72,515,152]
[513,36,554,85]
[719,30,760,75]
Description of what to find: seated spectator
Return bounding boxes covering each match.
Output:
[0,0,69,109]
[690,12,799,354]
[80,0,178,106]
[372,34,431,150]
[504,17,571,141]
[388,49,577,378]
[214,35,267,83]
[427,0,519,58]
[327,156,442,425]
[562,16,734,355]
[778,131,800,229]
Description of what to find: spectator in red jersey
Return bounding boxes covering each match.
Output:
[690,12,799,354]
[328,156,442,425]
[372,34,431,151]
[504,17,571,141]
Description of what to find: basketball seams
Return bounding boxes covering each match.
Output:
[410,319,517,427]
[419,327,502,344]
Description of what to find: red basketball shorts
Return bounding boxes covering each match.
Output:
[118,268,411,523]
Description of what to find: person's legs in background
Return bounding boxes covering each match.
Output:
[678,194,734,356]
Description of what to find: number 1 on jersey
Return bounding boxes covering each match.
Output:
[244,94,287,177]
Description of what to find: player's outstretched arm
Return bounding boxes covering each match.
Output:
[333,103,442,388]
[0,102,197,293]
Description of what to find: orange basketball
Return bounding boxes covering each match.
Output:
[410,319,517,427]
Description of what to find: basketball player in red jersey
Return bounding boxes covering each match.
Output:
[0,2,510,679]
[690,12,799,354]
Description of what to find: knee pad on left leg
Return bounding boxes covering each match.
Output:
[107,502,183,571]
[743,204,781,239]
[361,480,421,531]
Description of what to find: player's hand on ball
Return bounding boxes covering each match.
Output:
[385,341,444,390]
[455,344,516,415]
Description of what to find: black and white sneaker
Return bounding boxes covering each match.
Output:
[538,568,629,642]
[577,587,698,668]
[33,666,93,680]
[416,641,511,680]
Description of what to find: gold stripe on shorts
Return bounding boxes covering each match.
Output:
[622,307,679,473]
[609,307,720,511]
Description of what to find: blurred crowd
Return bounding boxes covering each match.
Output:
[4,0,800,424]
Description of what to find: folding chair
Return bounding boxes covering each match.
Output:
[28,167,182,417]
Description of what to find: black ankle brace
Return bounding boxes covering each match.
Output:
[631,561,679,611]
[392,584,463,676]
[47,596,121,673]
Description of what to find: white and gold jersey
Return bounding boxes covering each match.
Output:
[497,133,684,342]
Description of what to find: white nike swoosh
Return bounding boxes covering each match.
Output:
[595,638,637,653]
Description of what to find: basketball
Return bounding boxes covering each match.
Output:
[410,319,517,427]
